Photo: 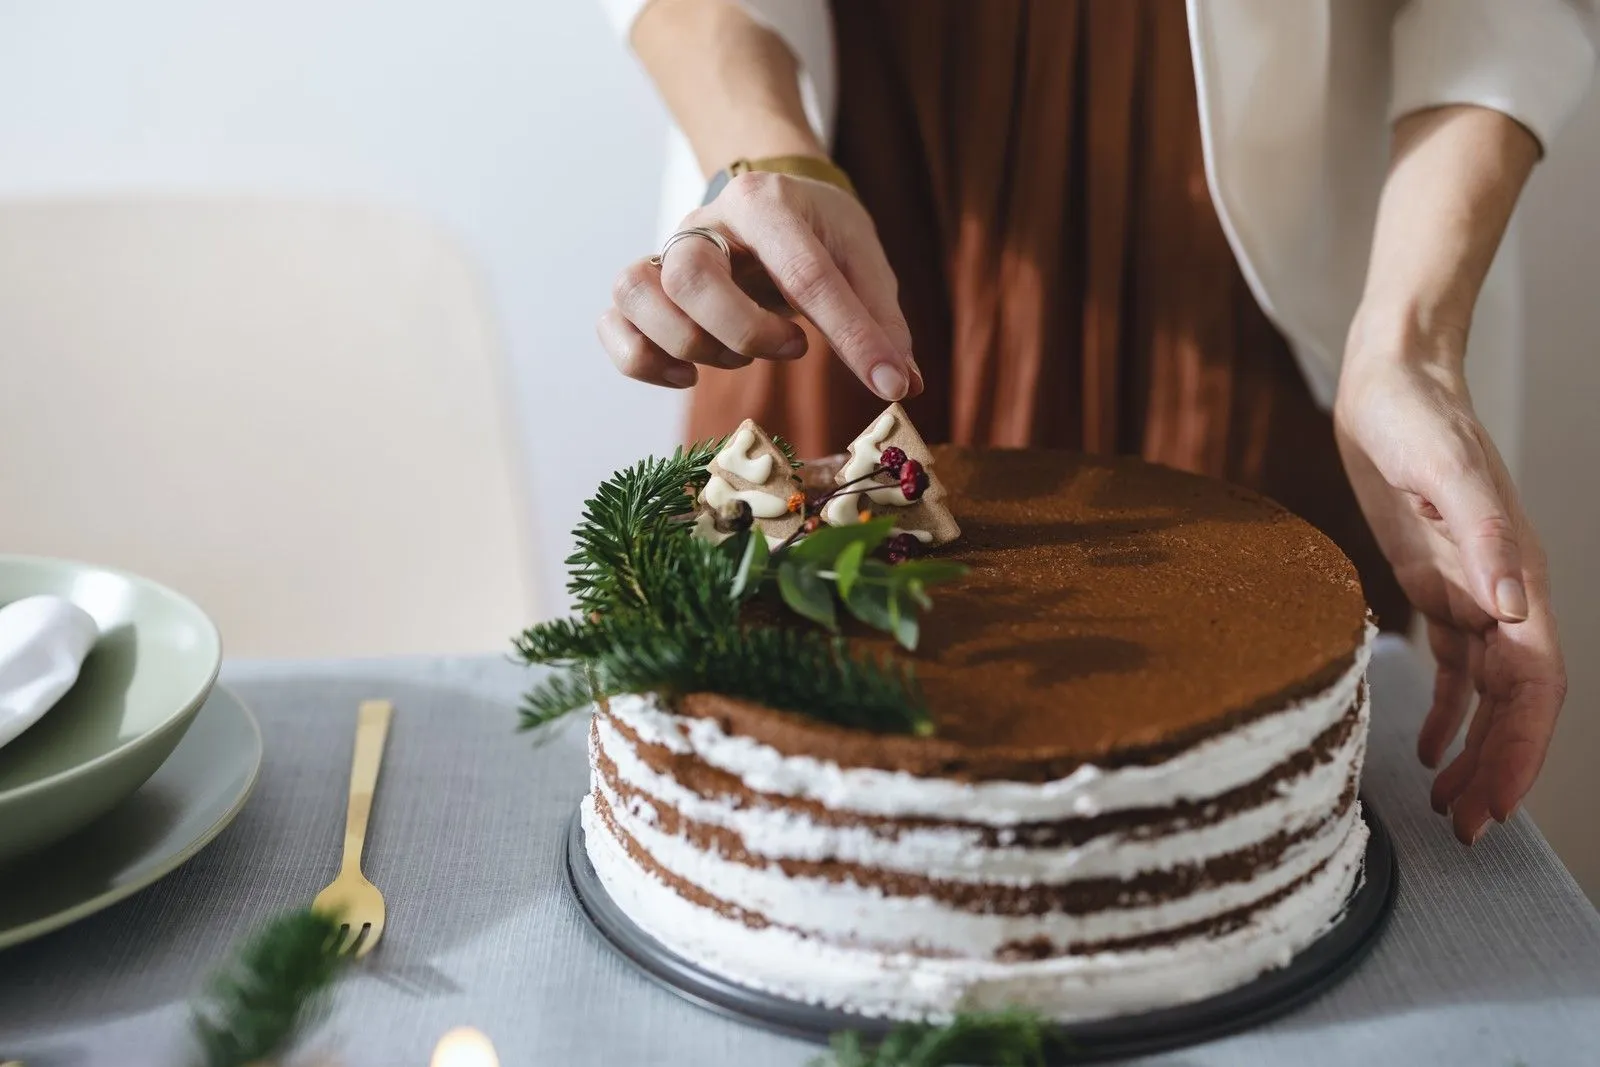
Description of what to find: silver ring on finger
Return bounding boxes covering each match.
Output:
[649,225,732,267]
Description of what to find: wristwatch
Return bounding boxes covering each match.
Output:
[702,155,857,205]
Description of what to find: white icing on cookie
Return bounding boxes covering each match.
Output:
[690,509,733,545]
[825,408,919,524]
[703,475,789,518]
[714,427,774,483]
[823,491,864,527]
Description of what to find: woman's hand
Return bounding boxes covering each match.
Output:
[604,1,918,397]
[1334,338,1566,845]
[598,171,921,400]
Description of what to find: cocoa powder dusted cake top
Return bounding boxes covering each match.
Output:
[685,446,1370,780]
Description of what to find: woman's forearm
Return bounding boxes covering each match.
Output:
[1349,105,1542,365]
[632,0,824,176]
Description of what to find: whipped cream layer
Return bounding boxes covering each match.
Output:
[596,776,1357,955]
[595,691,1366,884]
[583,623,1374,1021]
[584,795,1369,1021]
[605,626,1372,823]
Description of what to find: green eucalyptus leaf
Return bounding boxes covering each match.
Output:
[888,587,919,651]
[842,575,894,633]
[731,530,769,599]
[789,516,896,564]
[903,578,933,611]
[844,567,921,649]
[895,615,920,652]
[856,558,895,585]
[890,559,970,585]
[835,541,866,598]
[779,558,838,630]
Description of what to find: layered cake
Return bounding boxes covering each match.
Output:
[570,409,1373,1021]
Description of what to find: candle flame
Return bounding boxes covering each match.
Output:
[430,1027,499,1067]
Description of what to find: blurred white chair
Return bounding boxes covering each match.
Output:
[0,197,538,657]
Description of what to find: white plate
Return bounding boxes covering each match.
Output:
[0,683,261,949]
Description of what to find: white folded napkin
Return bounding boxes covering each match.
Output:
[0,595,100,752]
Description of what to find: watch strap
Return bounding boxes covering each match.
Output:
[702,155,857,205]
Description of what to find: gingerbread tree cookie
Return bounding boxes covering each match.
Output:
[821,403,960,546]
[693,419,804,545]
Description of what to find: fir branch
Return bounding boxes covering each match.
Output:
[512,616,614,666]
[815,1011,1058,1067]
[518,665,602,728]
[518,611,930,735]
[517,528,741,667]
[522,437,945,737]
[624,520,742,633]
[191,909,348,1067]
[565,438,723,614]
[770,431,804,468]
[690,627,930,734]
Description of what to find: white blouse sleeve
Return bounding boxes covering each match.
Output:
[1391,0,1597,151]
[596,0,647,38]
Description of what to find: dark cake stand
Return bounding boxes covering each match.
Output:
[564,800,1397,1063]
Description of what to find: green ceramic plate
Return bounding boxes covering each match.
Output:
[0,682,260,948]
[0,556,222,866]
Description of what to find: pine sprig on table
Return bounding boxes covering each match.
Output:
[565,438,724,615]
[814,1011,1058,1067]
[190,908,349,1067]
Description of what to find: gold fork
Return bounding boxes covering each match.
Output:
[313,699,392,957]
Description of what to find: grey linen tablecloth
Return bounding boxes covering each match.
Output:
[3,637,1599,1066]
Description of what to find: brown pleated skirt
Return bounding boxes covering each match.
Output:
[686,0,1409,630]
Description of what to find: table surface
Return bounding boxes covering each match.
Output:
[3,637,1598,1067]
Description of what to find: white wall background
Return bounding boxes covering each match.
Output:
[0,2,1595,894]
[1520,87,1600,901]
[0,0,687,611]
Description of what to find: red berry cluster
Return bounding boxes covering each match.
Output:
[878,447,929,502]
[772,448,935,555]
[899,459,930,502]
[886,532,922,563]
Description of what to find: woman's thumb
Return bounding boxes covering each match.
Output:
[1431,452,1527,622]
